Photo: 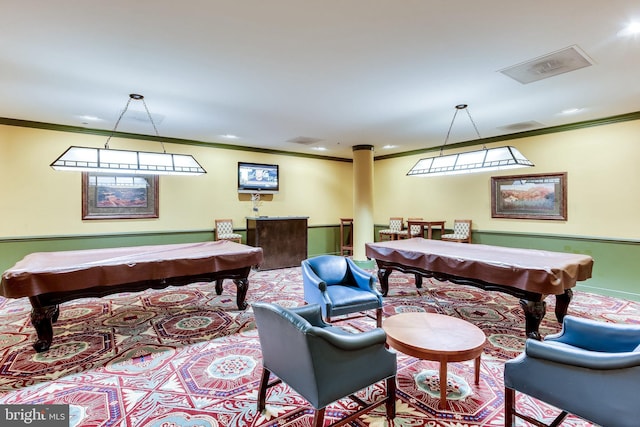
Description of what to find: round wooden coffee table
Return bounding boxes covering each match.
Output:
[382,312,487,409]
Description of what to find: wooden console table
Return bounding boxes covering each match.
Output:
[246,216,308,270]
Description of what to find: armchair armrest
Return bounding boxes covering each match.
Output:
[310,327,388,351]
[547,316,640,352]
[291,304,329,327]
[301,261,327,291]
[525,339,640,370]
[346,258,379,293]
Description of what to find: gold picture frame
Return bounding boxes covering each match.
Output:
[491,172,567,220]
[82,172,159,220]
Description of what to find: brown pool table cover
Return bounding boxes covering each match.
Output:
[1,241,264,298]
[365,238,593,295]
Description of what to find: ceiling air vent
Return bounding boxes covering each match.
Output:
[497,121,544,132]
[287,136,323,145]
[499,45,594,84]
[121,109,165,125]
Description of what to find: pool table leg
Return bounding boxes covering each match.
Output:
[28,297,59,353]
[215,278,249,310]
[414,274,423,289]
[215,279,224,295]
[519,299,546,340]
[233,278,249,310]
[377,268,392,296]
[376,265,422,297]
[554,289,573,323]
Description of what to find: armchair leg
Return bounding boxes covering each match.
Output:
[312,408,326,427]
[504,387,515,427]
[376,308,383,328]
[386,376,396,419]
[257,367,271,412]
[504,386,568,427]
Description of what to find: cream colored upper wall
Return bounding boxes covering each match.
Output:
[373,119,640,239]
[0,125,353,238]
[3,118,639,240]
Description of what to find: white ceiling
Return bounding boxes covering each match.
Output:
[2,1,639,159]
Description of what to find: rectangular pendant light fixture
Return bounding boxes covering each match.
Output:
[407,145,534,177]
[407,104,534,177]
[50,94,206,176]
[51,146,206,175]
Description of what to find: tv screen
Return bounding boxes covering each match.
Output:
[238,162,279,194]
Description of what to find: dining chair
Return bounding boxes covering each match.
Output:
[441,219,472,243]
[214,218,242,243]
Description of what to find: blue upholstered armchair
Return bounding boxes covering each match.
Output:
[302,255,383,327]
[504,315,640,427]
[253,302,397,427]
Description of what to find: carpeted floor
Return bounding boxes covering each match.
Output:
[1,267,639,426]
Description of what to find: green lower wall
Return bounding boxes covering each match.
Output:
[474,231,640,302]
[2,226,638,302]
[372,225,640,301]
[0,230,215,275]
[0,226,339,275]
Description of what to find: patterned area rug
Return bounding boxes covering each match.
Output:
[1,267,639,426]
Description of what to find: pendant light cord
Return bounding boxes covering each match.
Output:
[104,94,167,153]
[439,104,483,156]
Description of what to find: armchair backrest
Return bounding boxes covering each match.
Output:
[505,315,640,427]
[253,303,319,402]
[304,255,349,286]
[552,316,640,353]
[253,302,396,410]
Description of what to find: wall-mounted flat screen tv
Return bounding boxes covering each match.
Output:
[237,162,279,194]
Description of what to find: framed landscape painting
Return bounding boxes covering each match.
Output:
[82,172,159,220]
[491,172,567,220]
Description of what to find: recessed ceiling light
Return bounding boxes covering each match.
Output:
[220,134,239,139]
[560,108,582,115]
[618,21,640,37]
[311,146,327,151]
[78,115,102,122]
[382,145,396,149]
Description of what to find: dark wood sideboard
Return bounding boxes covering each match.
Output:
[246,216,308,270]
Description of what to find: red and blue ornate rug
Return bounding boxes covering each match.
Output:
[1,267,638,426]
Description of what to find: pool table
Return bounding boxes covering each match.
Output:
[366,238,594,339]
[1,240,263,352]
